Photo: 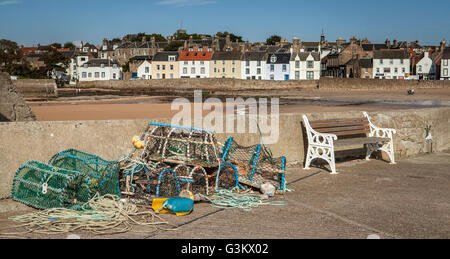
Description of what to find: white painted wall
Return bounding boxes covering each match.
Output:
[289,54,321,80]
[373,58,410,79]
[179,60,210,78]
[441,58,449,80]
[137,60,152,79]
[78,65,122,82]
[241,60,266,80]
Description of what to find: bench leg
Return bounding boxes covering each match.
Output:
[383,141,396,164]
[304,145,337,174]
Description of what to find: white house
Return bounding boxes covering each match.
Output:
[373,50,410,79]
[441,48,450,80]
[415,52,437,80]
[289,51,321,80]
[266,53,291,81]
[137,60,152,79]
[78,59,122,82]
[178,51,212,78]
[241,52,267,80]
[67,54,90,84]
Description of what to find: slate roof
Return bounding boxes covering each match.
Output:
[290,52,320,61]
[267,53,291,64]
[373,50,410,59]
[211,51,242,60]
[442,48,450,59]
[153,51,179,61]
[242,51,267,61]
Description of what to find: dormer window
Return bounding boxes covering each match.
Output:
[84,64,88,68]
[270,55,277,63]
[101,64,105,68]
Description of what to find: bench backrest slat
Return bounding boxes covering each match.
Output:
[309,117,370,137]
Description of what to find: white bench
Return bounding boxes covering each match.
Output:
[302,112,397,174]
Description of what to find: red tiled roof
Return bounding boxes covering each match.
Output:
[20,47,37,55]
[179,51,212,61]
[57,48,71,52]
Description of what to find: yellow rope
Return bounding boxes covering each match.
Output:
[1,194,178,236]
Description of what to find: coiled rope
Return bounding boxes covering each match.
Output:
[1,193,178,236]
[199,189,287,212]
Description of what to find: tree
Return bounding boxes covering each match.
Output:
[266,35,282,45]
[216,31,243,42]
[0,39,21,70]
[63,42,76,50]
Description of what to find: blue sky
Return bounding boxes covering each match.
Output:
[0,0,449,47]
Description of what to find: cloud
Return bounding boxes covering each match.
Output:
[155,0,217,7]
[0,0,20,6]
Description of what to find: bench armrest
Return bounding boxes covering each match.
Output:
[363,112,397,139]
[303,115,338,147]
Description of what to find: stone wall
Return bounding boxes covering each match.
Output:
[0,73,37,122]
[75,78,450,92]
[0,107,449,199]
[12,79,58,98]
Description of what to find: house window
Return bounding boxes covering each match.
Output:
[201,67,205,74]
[390,59,393,65]
[257,61,261,67]
[162,65,166,70]
[384,68,391,73]
[191,67,195,74]
[402,67,406,73]
[246,68,250,74]
[307,61,314,68]
[295,71,300,79]
[257,68,261,75]
[270,65,274,72]
[94,72,99,78]
[222,60,225,65]
[214,68,217,73]
[400,59,404,65]
[232,60,235,65]
[170,73,174,79]
[169,56,176,61]
[200,61,204,65]
[232,68,235,73]
[270,74,274,80]
[113,73,116,79]
[418,65,422,72]
[192,61,195,65]
[306,71,314,79]
[170,65,174,70]
[88,72,92,78]
[222,68,225,73]
[444,68,448,76]
[282,65,287,72]
[380,59,383,65]
[82,72,87,78]
[157,74,160,79]
[444,60,448,66]
[376,68,380,73]
[145,67,149,73]
[365,68,369,73]
[246,61,250,67]
[183,67,187,74]
[394,68,398,73]
[184,61,188,65]
[214,61,217,65]
[101,72,105,78]
[295,61,300,69]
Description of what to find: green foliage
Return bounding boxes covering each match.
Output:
[63,42,76,50]
[125,33,166,42]
[216,31,243,42]
[266,35,282,45]
[0,39,21,68]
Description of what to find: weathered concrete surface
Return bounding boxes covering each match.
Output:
[12,79,58,98]
[1,151,449,239]
[0,108,449,199]
[0,72,36,122]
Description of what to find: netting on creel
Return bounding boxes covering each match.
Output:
[48,149,121,197]
[140,123,221,167]
[11,161,93,210]
[220,137,287,191]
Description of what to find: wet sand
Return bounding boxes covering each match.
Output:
[28,88,450,121]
